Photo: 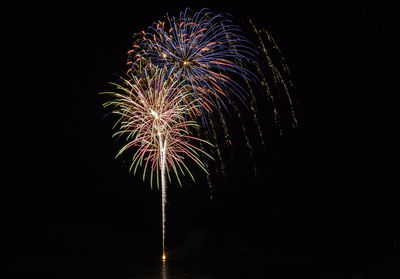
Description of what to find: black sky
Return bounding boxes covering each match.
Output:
[4,0,398,277]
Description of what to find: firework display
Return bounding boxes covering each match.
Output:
[102,8,296,261]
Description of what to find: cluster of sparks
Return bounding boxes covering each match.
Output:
[103,67,212,188]
[102,8,297,260]
[127,9,255,122]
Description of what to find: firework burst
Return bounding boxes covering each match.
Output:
[102,66,213,188]
[127,8,255,117]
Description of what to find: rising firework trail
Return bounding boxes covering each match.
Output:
[102,66,213,258]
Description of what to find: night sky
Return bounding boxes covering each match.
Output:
[4,1,398,278]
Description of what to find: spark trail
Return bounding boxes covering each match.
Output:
[102,66,213,257]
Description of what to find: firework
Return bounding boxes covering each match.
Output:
[127,8,255,117]
[102,66,213,255]
[103,66,212,188]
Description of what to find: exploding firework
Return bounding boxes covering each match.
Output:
[102,66,213,255]
[103,66,212,187]
[127,8,255,118]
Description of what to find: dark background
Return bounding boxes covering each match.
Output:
[4,1,398,278]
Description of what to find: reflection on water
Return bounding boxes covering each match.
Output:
[127,253,274,278]
[161,262,166,279]
[128,260,217,279]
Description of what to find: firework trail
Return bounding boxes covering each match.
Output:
[102,66,213,255]
[190,18,298,183]
[209,19,299,179]
[249,19,298,131]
